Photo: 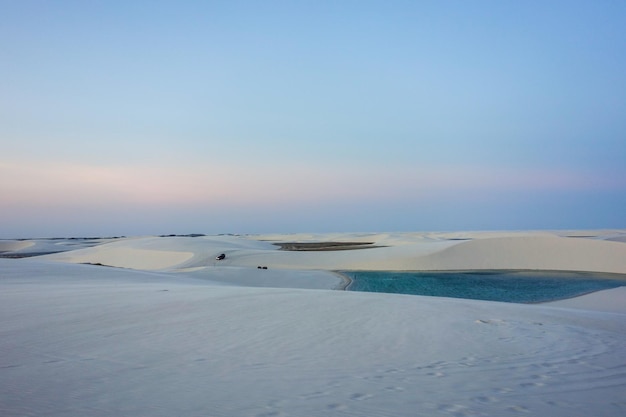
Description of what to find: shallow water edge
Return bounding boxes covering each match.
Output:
[337,269,626,303]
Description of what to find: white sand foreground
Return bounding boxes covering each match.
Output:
[1,230,626,416]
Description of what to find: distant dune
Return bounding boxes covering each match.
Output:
[12,229,624,275]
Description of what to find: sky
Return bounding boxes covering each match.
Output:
[1,0,625,238]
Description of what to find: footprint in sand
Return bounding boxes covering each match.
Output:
[475,319,507,325]
[520,382,545,388]
[299,391,329,400]
[326,403,348,410]
[472,395,498,404]
[437,403,474,416]
[520,376,547,388]
[350,393,373,401]
[507,405,530,413]
[255,411,285,417]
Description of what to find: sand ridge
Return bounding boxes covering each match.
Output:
[0,240,35,252]
[9,229,622,275]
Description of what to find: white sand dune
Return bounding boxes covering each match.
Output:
[0,240,34,252]
[1,230,626,416]
[0,237,117,256]
[415,235,626,273]
[545,286,626,313]
[35,229,626,274]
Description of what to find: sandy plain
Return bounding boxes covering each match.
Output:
[1,230,625,416]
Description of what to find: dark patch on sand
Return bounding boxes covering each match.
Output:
[274,242,383,251]
[0,252,59,258]
[81,262,122,268]
[160,234,206,238]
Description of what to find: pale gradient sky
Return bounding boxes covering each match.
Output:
[2,1,625,238]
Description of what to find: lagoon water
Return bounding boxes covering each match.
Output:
[343,270,626,303]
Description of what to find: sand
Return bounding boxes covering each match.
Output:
[1,230,625,416]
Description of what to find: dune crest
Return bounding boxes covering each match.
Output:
[0,240,35,252]
[27,230,626,275]
[417,235,626,273]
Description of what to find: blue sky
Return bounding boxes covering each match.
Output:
[1,1,625,237]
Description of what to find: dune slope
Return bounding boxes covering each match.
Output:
[1,260,625,417]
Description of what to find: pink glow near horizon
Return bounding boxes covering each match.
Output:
[2,161,623,211]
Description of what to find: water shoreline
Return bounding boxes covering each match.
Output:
[332,271,352,290]
[337,269,626,303]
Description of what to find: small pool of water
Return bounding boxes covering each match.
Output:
[342,270,626,303]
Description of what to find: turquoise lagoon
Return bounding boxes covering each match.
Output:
[342,270,626,303]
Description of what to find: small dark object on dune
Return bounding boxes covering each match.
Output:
[216,253,226,260]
